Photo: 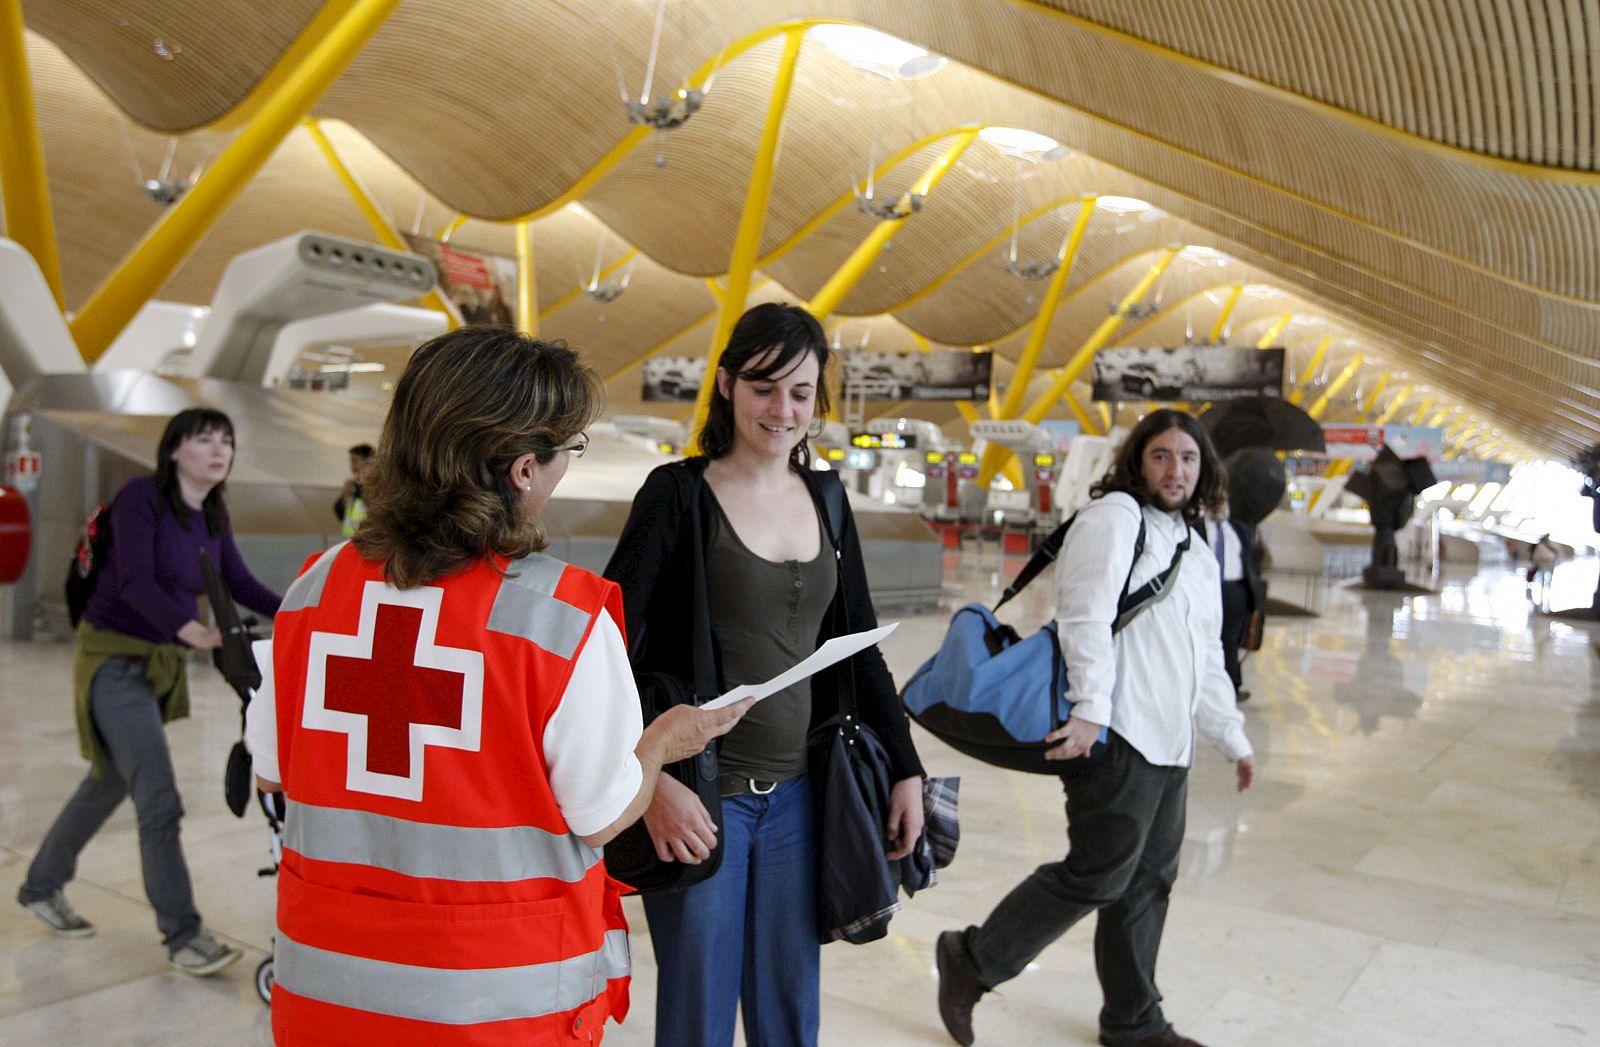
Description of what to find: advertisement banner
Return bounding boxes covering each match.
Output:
[1090,346,1284,402]
[842,350,992,401]
[401,234,518,327]
[1319,425,1443,462]
[1430,459,1513,484]
[641,356,707,402]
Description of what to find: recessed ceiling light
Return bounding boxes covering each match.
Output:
[810,25,944,79]
[978,126,1062,158]
[1096,195,1154,213]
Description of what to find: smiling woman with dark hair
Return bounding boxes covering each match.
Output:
[606,302,926,1047]
[18,407,281,977]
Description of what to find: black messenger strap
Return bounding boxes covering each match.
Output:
[1111,524,1190,633]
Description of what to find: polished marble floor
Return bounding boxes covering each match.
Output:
[2,555,1598,1046]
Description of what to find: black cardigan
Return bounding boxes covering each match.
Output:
[603,457,925,783]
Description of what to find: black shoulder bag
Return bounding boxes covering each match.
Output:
[807,474,903,944]
[604,466,725,895]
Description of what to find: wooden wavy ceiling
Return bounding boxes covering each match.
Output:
[17,0,1600,458]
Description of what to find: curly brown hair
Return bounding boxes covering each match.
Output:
[353,327,602,588]
[1090,408,1228,525]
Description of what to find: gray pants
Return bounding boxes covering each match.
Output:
[954,733,1188,1046]
[20,656,201,951]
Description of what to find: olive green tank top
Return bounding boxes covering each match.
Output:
[704,490,837,784]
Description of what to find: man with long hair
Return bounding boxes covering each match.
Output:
[936,409,1255,1047]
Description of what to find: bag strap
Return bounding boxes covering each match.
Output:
[813,471,860,724]
[994,512,1149,616]
[673,464,719,699]
[1111,523,1190,634]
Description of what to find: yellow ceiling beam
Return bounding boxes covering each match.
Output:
[1356,373,1391,419]
[1208,282,1245,343]
[67,0,401,361]
[995,195,1099,420]
[1252,312,1294,349]
[1408,397,1436,426]
[1372,385,1412,425]
[1286,336,1332,406]
[515,221,536,336]
[979,245,1179,485]
[0,0,64,308]
[304,119,457,326]
[1307,354,1363,420]
[436,213,468,240]
[1426,407,1453,428]
[806,129,980,319]
[689,27,806,450]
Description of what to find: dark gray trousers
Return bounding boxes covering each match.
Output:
[20,656,202,951]
[955,733,1188,1046]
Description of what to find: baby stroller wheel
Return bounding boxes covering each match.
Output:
[255,957,274,1004]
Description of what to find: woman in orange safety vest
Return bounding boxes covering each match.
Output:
[249,326,751,1045]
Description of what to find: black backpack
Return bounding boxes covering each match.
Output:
[64,501,113,628]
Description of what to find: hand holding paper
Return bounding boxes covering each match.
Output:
[700,623,899,711]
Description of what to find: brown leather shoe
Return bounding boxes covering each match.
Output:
[1105,1026,1208,1047]
[935,929,986,1046]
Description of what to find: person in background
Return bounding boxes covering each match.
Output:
[251,327,749,1044]
[18,408,281,976]
[606,302,925,1047]
[1200,501,1264,702]
[935,409,1254,1047]
[333,442,374,538]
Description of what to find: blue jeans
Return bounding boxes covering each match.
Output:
[643,774,820,1047]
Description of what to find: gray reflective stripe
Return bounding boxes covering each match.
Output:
[275,928,629,1026]
[487,553,591,659]
[284,799,598,883]
[280,543,344,612]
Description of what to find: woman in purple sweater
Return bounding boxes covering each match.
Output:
[18,408,281,976]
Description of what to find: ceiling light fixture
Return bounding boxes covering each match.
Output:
[810,25,946,79]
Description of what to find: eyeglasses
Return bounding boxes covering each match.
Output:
[555,432,589,458]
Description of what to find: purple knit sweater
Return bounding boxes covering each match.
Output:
[83,475,281,644]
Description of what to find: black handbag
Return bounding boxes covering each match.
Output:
[604,468,724,895]
[808,474,902,944]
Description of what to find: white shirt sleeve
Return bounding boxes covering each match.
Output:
[1194,602,1254,761]
[244,637,279,783]
[1055,495,1143,727]
[543,608,644,837]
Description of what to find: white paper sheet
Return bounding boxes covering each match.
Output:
[699,622,899,711]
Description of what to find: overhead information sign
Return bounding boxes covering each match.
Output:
[842,350,992,401]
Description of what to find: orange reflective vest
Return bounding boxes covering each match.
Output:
[269,544,631,1045]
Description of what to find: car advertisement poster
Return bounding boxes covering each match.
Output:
[1090,346,1285,402]
[641,356,707,402]
[401,234,518,327]
[841,350,992,401]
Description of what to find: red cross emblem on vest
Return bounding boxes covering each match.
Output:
[303,581,485,801]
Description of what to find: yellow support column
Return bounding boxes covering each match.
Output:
[515,221,536,337]
[1373,386,1413,425]
[1307,355,1363,420]
[689,27,805,449]
[1356,374,1391,419]
[995,195,1098,420]
[1208,283,1245,343]
[67,0,400,361]
[1254,312,1294,349]
[1287,337,1332,406]
[979,246,1179,485]
[1409,397,1435,426]
[0,0,64,308]
[1425,407,1453,428]
[437,213,468,240]
[806,128,980,319]
[304,119,457,326]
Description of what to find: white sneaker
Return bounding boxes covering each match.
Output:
[170,930,243,977]
[19,891,95,938]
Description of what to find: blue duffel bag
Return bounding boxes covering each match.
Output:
[902,513,1188,774]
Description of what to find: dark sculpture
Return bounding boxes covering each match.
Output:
[1343,445,1436,589]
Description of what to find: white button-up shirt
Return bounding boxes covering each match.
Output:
[1055,492,1252,767]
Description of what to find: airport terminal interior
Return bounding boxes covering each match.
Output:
[0,2,1598,1045]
